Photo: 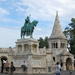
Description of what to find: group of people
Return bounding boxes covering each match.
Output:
[1,60,15,74]
[1,59,61,75]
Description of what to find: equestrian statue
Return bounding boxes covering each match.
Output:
[21,16,38,38]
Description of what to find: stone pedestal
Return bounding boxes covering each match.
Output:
[14,38,39,73]
[16,38,39,54]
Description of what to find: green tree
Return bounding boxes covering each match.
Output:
[64,18,75,55]
[69,18,75,55]
[38,37,49,48]
[38,37,45,48]
[44,37,49,49]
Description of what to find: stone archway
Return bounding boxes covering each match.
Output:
[66,58,72,70]
[1,56,7,73]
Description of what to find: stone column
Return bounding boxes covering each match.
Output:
[28,55,32,74]
[0,57,1,67]
[37,44,39,53]
[63,62,66,70]
[29,45,31,54]
[22,44,24,53]
[16,45,19,53]
[31,44,33,53]
[58,40,60,48]
[72,62,74,70]
[65,41,67,48]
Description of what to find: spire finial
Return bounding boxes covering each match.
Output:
[56,11,58,16]
[55,11,59,21]
[50,11,66,39]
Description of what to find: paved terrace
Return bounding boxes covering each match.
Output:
[0,71,75,75]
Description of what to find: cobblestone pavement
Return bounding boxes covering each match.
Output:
[0,71,75,75]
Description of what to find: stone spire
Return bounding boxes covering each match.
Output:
[50,11,66,39]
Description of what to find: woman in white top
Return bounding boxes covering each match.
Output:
[55,62,61,75]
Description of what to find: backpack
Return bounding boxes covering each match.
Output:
[13,66,16,71]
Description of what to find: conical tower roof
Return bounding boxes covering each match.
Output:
[50,11,66,39]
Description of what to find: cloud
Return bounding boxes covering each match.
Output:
[0,17,21,24]
[35,27,42,31]
[14,0,75,21]
[0,27,20,48]
[0,8,9,16]
[16,6,25,12]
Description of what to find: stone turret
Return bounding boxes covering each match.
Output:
[48,12,69,71]
[50,11,66,39]
[49,12,67,55]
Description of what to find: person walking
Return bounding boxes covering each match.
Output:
[55,62,61,75]
[1,60,4,73]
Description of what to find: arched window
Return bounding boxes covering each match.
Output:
[51,42,58,48]
[66,58,72,70]
[61,43,65,48]
[51,43,54,48]
[56,42,58,48]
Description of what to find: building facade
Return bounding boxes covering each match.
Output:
[0,12,74,73]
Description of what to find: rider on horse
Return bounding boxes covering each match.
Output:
[21,16,38,38]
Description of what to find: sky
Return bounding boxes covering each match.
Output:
[0,0,75,48]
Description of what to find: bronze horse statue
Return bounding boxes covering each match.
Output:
[21,16,38,38]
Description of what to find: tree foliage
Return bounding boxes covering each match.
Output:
[38,37,45,48]
[44,37,49,48]
[64,18,75,55]
[38,37,49,49]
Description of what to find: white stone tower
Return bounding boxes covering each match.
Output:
[49,11,67,65]
[50,11,66,39]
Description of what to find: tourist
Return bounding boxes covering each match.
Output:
[55,62,61,75]
[1,60,6,73]
[1,60,4,73]
[10,61,15,75]
[22,61,27,72]
[5,60,9,73]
